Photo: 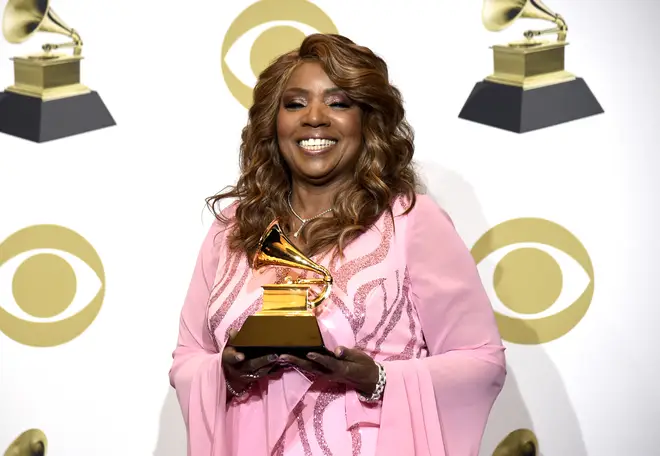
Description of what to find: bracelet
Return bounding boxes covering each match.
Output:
[358,361,386,403]
[225,380,248,398]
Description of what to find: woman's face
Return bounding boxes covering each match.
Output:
[276,62,363,187]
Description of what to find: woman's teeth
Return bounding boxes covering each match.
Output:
[298,138,337,151]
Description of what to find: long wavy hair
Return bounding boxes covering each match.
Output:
[206,33,419,262]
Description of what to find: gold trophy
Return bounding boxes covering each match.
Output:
[458,0,603,133]
[229,219,334,359]
[3,429,47,456]
[0,0,115,143]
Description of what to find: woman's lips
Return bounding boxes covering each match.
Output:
[297,138,338,155]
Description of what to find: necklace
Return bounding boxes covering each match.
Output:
[287,192,334,238]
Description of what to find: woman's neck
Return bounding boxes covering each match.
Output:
[288,182,341,219]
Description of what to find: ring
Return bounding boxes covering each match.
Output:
[241,373,260,379]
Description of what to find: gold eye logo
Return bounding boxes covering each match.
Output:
[221,0,338,109]
[471,218,594,344]
[3,428,47,456]
[0,225,105,347]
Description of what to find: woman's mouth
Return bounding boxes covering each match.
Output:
[297,138,338,155]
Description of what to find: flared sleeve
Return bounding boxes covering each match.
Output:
[376,195,507,456]
[168,220,230,456]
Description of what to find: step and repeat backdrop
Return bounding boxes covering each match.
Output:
[1,0,658,455]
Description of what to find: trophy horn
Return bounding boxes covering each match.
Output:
[2,0,83,55]
[253,219,333,308]
[481,0,567,42]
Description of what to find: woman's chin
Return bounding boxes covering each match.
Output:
[292,158,341,182]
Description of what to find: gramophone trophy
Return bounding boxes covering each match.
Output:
[0,0,115,143]
[458,0,604,133]
[229,219,334,359]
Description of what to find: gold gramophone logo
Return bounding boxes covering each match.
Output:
[471,218,594,345]
[221,0,338,109]
[0,0,115,143]
[0,224,105,347]
[458,0,604,133]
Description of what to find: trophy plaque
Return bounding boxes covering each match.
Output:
[458,0,604,133]
[0,0,115,143]
[229,219,334,360]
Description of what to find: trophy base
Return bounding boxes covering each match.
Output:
[230,313,332,360]
[0,90,116,143]
[457,77,604,133]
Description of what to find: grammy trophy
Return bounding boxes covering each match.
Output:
[458,0,604,133]
[0,0,115,143]
[229,219,334,360]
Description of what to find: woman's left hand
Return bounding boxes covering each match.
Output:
[278,346,380,396]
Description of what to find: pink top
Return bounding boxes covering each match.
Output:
[169,194,506,456]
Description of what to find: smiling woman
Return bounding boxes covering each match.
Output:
[277,66,363,188]
[169,33,506,456]
[208,34,420,262]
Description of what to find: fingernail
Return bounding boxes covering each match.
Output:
[336,347,344,357]
[307,352,317,360]
[235,354,244,362]
[268,354,278,361]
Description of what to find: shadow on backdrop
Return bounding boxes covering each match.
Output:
[415,160,491,246]
[480,348,588,456]
[153,387,187,456]
[417,162,587,456]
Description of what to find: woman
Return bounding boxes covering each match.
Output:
[169,33,506,456]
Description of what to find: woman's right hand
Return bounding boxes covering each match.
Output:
[222,329,279,396]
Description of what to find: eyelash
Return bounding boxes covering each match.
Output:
[284,101,351,110]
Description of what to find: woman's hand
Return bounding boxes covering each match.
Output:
[279,346,380,396]
[222,329,279,395]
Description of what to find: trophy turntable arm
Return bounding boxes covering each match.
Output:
[292,278,327,285]
[288,277,333,309]
[523,14,568,42]
[42,28,83,56]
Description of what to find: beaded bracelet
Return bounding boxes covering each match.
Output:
[226,380,247,398]
[358,361,386,403]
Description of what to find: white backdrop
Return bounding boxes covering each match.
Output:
[1,0,658,455]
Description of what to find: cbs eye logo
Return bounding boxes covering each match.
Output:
[4,428,47,456]
[221,0,338,109]
[0,225,105,348]
[470,218,594,345]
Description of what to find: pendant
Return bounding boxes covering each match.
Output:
[293,222,305,238]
